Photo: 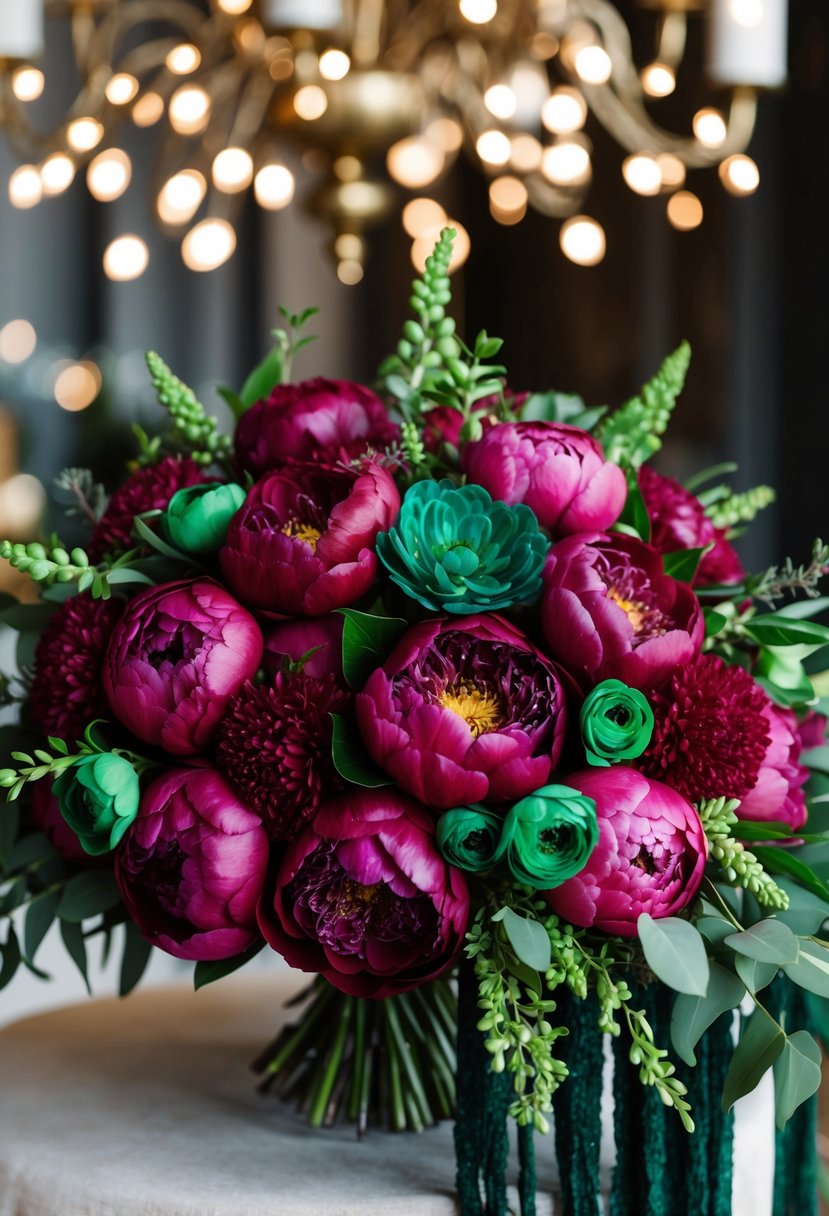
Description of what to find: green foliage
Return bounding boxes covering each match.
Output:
[0,727,152,804]
[337,608,408,688]
[670,962,745,1066]
[144,351,233,467]
[519,390,606,431]
[193,942,264,991]
[707,484,776,531]
[663,546,709,583]
[330,714,392,789]
[773,1030,822,1129]
[491,906,551,971]
[745,539,829,607]
[722,1005,785,1112]
[0,538,157,600]
[637,914,710,996]
[53,467,108,525]
[698,796,790,909]
[597,341,691,467]
[725,919,799,966]
[57,871,122,923]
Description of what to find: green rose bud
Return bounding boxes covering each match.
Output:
[579,679,654,767]
[495,785,598,889]
[437,805,503,873]
[53,753,141,856]
[162,482,247,554]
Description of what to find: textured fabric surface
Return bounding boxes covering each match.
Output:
[0,974,773,1216]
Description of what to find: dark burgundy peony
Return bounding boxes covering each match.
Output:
[421,389,528,453]
[638,464,744,588]
[214,670,349,840]
[258,788,470,998]
[263,615,345,684]
[29,594,123,743]
[220,461,400,616]
[541,532,704,692]
[88,456,205,561]
[235,378,398,478]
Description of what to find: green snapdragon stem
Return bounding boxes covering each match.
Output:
[768,978,818,1216]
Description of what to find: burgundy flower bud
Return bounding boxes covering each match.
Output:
[102,578,263,756]
[116,767,269,961]
[258,788,470,998]
[220,461,400,616]
[462,421,626,537]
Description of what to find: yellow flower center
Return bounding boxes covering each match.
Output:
[281,519,322,552]
[608,587,648,634]
[439,682,504,738]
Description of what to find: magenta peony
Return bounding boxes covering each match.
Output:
[462,421,626,537]
[257,787,470,998]
[544,768,707,936]
[220,461,400,616]
[88,456,205,561]
[737,704,810,831]
[214,670,349,840]
[29,595,122,743]
[355,615,567,809]
[263,614,344,684]
[234,378,398,478]
[638,464,744,588]
[541,532,704,692]
[116,767,269,961]
[102,578,263,756]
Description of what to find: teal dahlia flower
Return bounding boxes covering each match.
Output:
[376,479,549,614]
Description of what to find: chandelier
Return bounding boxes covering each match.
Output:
[0,0,788,281]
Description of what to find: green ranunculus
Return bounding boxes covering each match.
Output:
[376,479,549,614]
[53,753,141,856]
[437,805,503,873]
[495,785,598,889]
[162,482,247,554]
[579,678,654,767]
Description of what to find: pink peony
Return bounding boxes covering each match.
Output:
[220,461,400,616]
[544,768,707,936]
[116,767,269,961]
[541,532,704,692]
[462,421,626,537]
[88,456,205,561]
[257,788,470,998]
[234,378,398,478]
[737,704,810,831]
[103,578,263,756]
[638,464,744,588]
[355,615,567,809]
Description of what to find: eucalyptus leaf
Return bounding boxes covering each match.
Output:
[670,962,744,1066]
[774,880,829,935]
[637,914,710,996]
[493,906,551,972]
[734,954,778,994]
[58,871,123,923]
[337,609,408,689]
[803,746,829,775]
[330,714,392,789]
[783,939,829,998]
[696,916,735,946]
[725,919,799,966]
[722,1007,785,1112]
[773,1031,822,1129]
[194,942,264,991]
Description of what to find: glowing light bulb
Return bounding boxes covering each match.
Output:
[574,45,612,85]
[54,362,101,411]
[693,107,727,148]
[337,260,364,285]
[319,48,350,80]
[484,84,517,120]
[216,0,252,11]
[412,219,470,273]
[40,153,75,195]
[293,85,328,120]
[459,0,497,23]
[729,0,764,26]
[132,92,164,127]
[106,73,139,105]
[541,88,587,135]
[560,216,606,266]
[402,197,447,238]
[667,190,703,230]
[169,85,211,134]
[103,235,149,281]
[86,148,132,202]
[11,67,44,102]
[254,163,295,210]
[640,62,676,98]
[157,170,207,225]
[541,141,591,186]
[166,43,201,74]
[476,129,511,167]
[8,165,42,209]
[387,138,444,187]
[510,133,542,172]
[67,118,104,152]
[181,219,237,272]
[489,175,528,225]
[0,320,36,364]
[212,147,254,193]
[622,153,663,197]
[656,153,686,188]
[719,153,760,195]
[427,117,463,152]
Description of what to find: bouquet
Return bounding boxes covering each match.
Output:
[2,228,829,1215]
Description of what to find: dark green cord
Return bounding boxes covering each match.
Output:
[551,991,604,1216]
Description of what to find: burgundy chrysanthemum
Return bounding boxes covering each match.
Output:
[88,456,205,561]
[29,595,123,743]
[214,671,349,840]
[639,653,771,802]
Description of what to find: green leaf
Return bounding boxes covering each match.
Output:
[638,914,710,996]
[744,615,829,649]
[774,880,829,935]
[773,1031,822,1129]
[616,470,651,544]
[0,925,21,991]
[194,941,264,991]
[803,746,829,774]
[685,462,739,494]
[663,547,709,584]
[24,888,60,964]
[704,610,729,639]
[0,602,57,632]
[775,597,829,621]
[239,346,284,408]
[60,919,90,994]
[734,954,778,993]
[0,801,19,872]
[670,962,745,1066]
[330,715,392,789]
[337,609,408,689]
[492,906,551,972]
[722,1006,785,1112]
[119,920,153,997]
[217,386,246,421]
[783,939,829,998]
[751,846,829,903]
[58,871,123,923]
[725,919,800,965]
[132,515,196,564]
[696,916,735,946]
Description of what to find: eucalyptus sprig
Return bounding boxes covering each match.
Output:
[698,797,789,909]
[144,351,233,468]
[0,723,153,803]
